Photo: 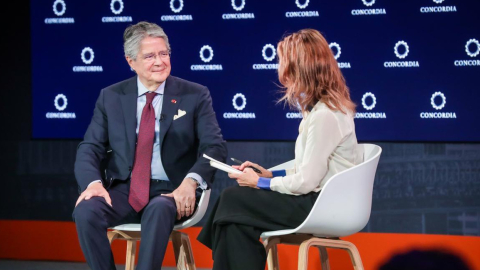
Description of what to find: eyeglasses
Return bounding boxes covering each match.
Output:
[142,50,171,61]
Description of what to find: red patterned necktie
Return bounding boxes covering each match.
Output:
[129,92,156,212]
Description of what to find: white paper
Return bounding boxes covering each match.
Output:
[203,154,242,174]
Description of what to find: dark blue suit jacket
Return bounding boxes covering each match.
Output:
[74,75,227,192]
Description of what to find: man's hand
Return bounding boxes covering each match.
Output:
[162,178,197,220]
[75,182,112,207]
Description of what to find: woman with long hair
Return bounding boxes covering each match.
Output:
[197,29,364,270]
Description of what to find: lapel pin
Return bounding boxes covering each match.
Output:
[171,99,177,103]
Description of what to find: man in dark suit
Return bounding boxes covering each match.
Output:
[73,21,227,270]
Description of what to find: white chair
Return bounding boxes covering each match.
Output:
[107,189,211,270]
[262,144,382,270]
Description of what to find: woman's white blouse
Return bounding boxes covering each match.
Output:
[270,101,364,195]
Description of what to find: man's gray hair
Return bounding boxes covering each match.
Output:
[123,21,170,60]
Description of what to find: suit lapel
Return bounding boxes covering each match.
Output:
[120,77,138,165]
[160,77,181,147]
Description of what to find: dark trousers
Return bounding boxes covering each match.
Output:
[197,186,318,270]
[73,180,177,270]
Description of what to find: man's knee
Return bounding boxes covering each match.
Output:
[144,196,177,219]
[73,197,106,226]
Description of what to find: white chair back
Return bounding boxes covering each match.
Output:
[263,144,381,238]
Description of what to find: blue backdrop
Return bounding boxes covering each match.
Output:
[31,0,480,141]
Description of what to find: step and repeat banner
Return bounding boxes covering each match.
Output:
[31,0,480,141]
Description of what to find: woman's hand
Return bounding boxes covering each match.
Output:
[232,161,273,178]
[228,168,261,188]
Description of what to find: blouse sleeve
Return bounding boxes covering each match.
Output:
[269,109,344,195]
[271,170,287,177]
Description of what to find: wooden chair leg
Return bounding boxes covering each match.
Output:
[269,243,280,270]
[171,231,183,268]
[125,240,137,270]
[343,241,364,270]
[306,238,364,270]
[264,237,280,270]
[317,246,330,270]
[180,232,196,270]
[107,231,119,244]
[298,238,315,270]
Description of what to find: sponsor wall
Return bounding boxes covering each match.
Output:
[32,0,480,141]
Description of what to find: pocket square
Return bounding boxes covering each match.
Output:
[173,109,186,120]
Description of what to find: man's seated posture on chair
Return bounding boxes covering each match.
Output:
[73,21,227,270]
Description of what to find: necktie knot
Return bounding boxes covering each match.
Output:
[146,92,156,104]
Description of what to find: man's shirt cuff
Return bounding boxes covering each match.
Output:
[87,180,102,188]
[271,170,287,177]
[257,177,271,190]
[186,172,207,190]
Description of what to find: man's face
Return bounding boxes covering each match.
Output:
[127,36,171,86]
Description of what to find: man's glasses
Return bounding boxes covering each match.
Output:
[142,50,171,61]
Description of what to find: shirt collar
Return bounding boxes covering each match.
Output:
[137,77,166,97]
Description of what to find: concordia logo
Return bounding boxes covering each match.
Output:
[102,0,132,23]
[253,44,279,70]
[222,0,255,20]
[223,93,256,119]
[420,0,457,13]
[285,0,319,18]
[355,92,386,119]
[45,0,75,24]
[286,100,304,119]
[454,38,480,67]
[329,42,351,69]
[351,0,386,16]
[191,45,223,71]
[161,0,193,21]
[73,47,104,72]
[420,91,457,119]
[286,112,303,119]
[384,41,420,68]
[46,94,76,119]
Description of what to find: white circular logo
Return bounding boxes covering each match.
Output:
[361,92,376,110]
[362,0,375,7]
[199,45,214,63]
[231,0,246,11]
[295,0,309,9]
[54,94,68,111]
[81,47,95,65]
[431,92,446,110]
[53,0,66,16]
[433,0,445,4]
[329,42,341,60]
[232,93,247,111]
[170,0,184,13]
[262,44,276,62]
[465,39,480,58]
[110,0,124,15]
[394,41,409,59]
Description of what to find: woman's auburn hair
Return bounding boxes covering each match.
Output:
[277,29,356,115]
